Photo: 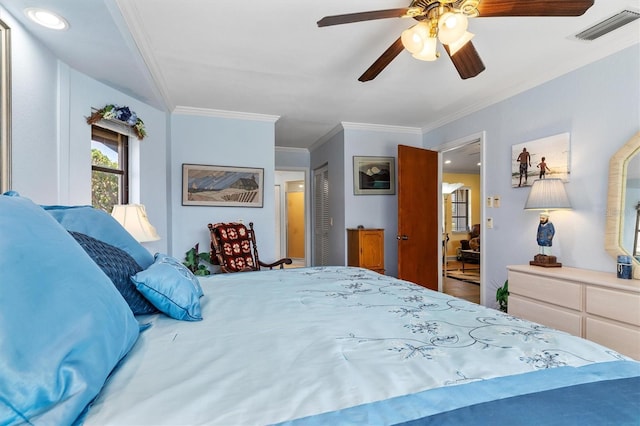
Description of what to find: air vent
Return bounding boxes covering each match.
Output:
[574,9,640,41]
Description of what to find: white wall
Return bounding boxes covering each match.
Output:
[342,124,423,277]
[275,147,309,169]
[308,123,423,277]
[4,5,169,256]
[170,113,277,262]
[2,6,58,203]
[422,45,640,307]
[310,128,346,266]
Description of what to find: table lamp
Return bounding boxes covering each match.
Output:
[524,178,571,267]
[111,204,161,242]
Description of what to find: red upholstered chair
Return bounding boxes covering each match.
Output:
[208,222,292,273]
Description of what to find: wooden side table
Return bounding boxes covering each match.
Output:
[347,228,385,274]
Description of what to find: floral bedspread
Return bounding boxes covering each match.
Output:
[85,266,630,426]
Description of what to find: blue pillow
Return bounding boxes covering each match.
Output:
[69,231,159,315]
[131,253,203,321]
[42,205,154,269]
[0,193,140,425]
[155,253,205,298]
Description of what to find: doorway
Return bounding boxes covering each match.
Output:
[275,170,308,267]
[437,132,485,305]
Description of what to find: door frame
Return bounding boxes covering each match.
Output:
[434,131,486,305]
[275,167,311,266]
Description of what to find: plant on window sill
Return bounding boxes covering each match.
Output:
[87,104,146,140]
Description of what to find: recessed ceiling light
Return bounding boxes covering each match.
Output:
[25,8,69,30]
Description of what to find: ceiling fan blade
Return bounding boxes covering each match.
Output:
[358,37,405,82]
[444,42,485,80]
[476,0,594,17]
[317,8,409,27]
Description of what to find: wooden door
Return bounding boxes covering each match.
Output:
[397,145,439,290]
[286,190,305,258]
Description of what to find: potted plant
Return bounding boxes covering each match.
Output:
[183,243,211,276]
[496,280,509,313]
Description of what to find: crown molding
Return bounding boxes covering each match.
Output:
[173,106,280,123]
[308,123,344,153]
[275,146,309,154]
[341,122,422,134]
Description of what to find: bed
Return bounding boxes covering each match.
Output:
[2,192,639,425]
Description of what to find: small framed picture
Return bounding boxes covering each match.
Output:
[511,133,570,188]
[353,156,395,195]
[182,163,264,207]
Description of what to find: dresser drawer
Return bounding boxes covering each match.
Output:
[586,317,640,360]
[508,271,582,310]
[586,287,640,326]
[509,295,582,336]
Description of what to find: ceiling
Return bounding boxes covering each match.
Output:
[442,140,482,174]
[2,0,639,154]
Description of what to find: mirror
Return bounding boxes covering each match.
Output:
[0,19,10,193]
[605,132,640,279]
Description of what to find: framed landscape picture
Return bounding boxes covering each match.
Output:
[182,164,264,207]
[353,156,395,195]
[511,133,570,188]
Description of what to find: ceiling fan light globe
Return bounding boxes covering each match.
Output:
[438,12,468,45]
[411,36,438,61]
[447,31,474,55]
[401,22,431,54]
[401,28,424,54]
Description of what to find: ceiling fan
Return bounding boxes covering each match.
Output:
[317,0,595,82]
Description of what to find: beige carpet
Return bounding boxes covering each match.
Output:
[446,269,480,285]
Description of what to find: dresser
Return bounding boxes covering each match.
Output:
[347,228,385,274]
[507,264,640,360]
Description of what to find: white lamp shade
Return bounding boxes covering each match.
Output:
[524,179,572,210]
[111,204,161,242]
[442,182,464,194]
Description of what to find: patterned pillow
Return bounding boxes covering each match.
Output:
[214,222,255,272]
[69,231,158,315]
[43,205,154,269]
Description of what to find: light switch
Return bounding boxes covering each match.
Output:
[493,196,501,208]
[486,196,494,208]
[487,217,494,229]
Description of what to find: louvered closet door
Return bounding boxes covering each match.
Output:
[313,165,329,266]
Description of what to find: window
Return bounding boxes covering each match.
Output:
[451,188,470,232]
[91,126,129,213]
